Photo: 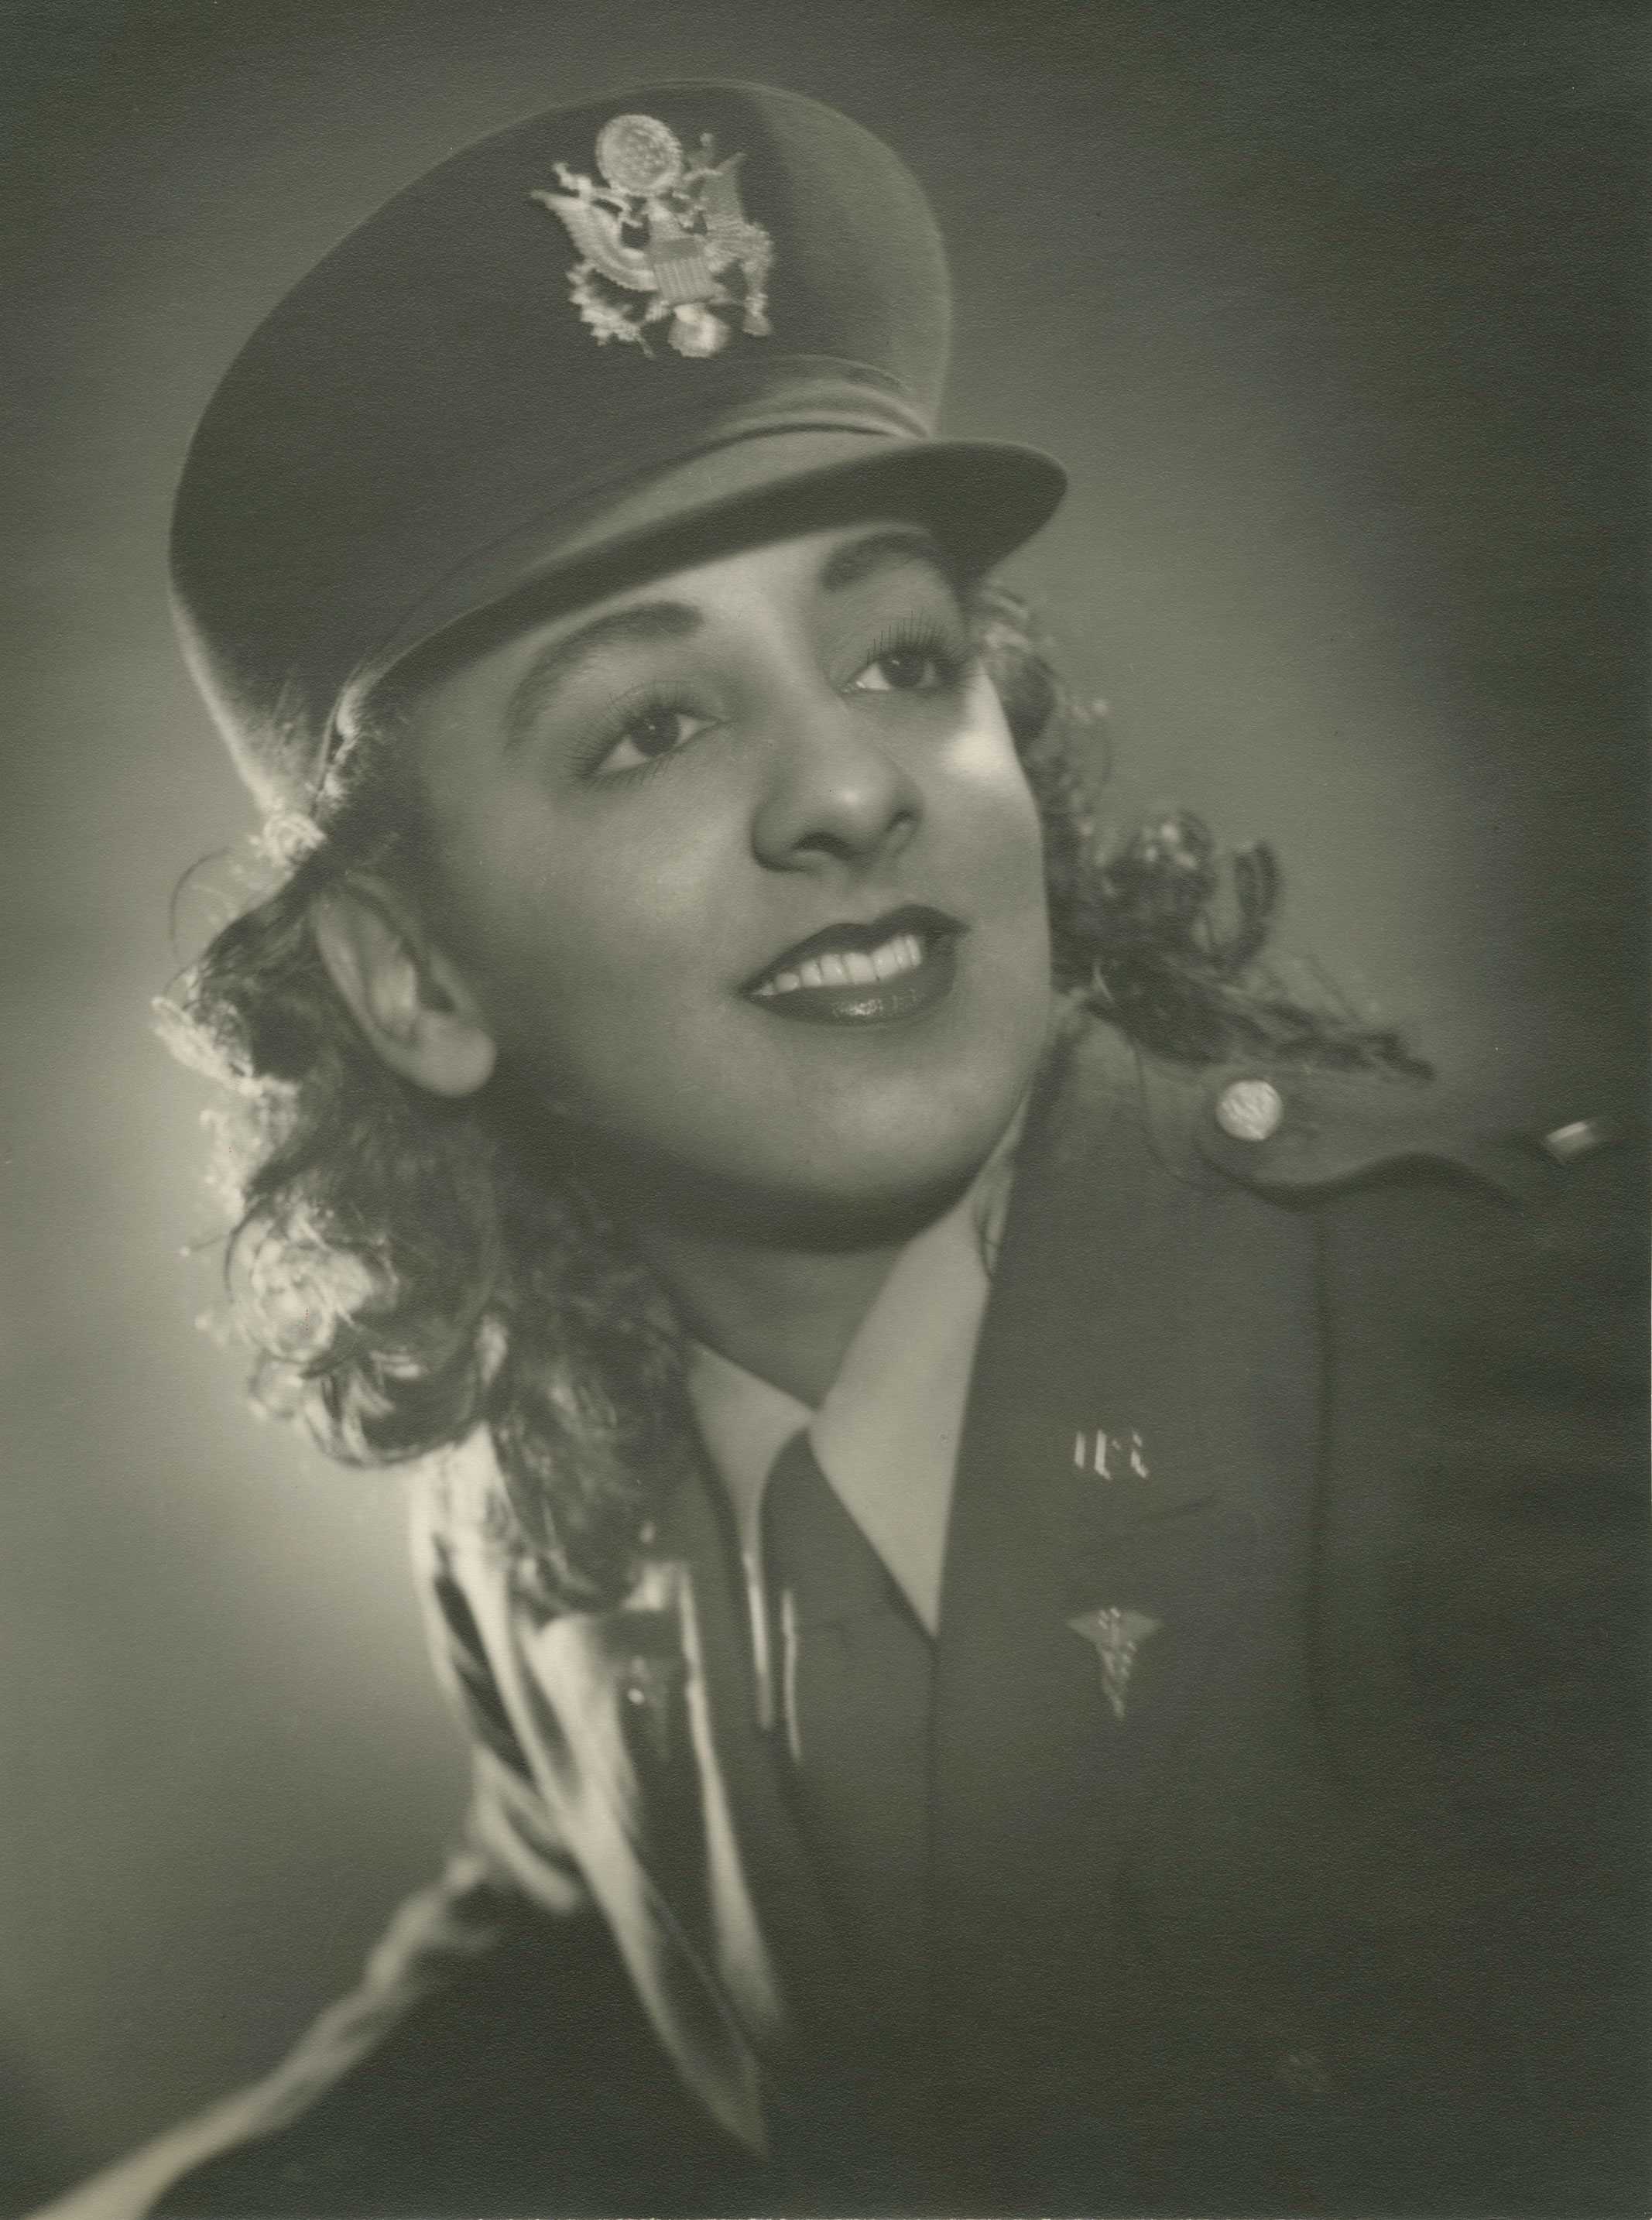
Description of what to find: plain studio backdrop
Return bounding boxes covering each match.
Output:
[1,0,1642,2205]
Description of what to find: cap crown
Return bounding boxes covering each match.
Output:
[172,83,996,809]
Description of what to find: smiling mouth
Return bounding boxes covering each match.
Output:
[744,906,961,1026]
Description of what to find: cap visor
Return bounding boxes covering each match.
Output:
[342,430,1065,725]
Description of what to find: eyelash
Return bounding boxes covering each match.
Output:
[584,615,976,783]
[581,685,707,784]
[855,616,975,693]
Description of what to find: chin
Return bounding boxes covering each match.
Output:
[743,1161,986,1254]
[763,1064,1037,1246]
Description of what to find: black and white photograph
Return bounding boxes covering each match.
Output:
[4,3,1646,2215]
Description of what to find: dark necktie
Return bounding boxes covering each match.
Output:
[759,1429,934,2044]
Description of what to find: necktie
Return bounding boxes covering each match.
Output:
[759,1429,934,2043]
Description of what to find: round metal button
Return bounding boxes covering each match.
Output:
[1215,1077,1284,1143]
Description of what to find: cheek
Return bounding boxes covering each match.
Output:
[433,796,731,1084]
[944,720,1050,915]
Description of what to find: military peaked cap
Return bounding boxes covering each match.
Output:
[170,81,1066,812]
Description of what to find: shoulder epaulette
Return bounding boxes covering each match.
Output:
[1061,1006,1642,1207]
[1188,1061,1640,1206]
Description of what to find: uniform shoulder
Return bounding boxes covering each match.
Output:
[1052,1008,1643,1216]
[1099,1001,1647,1210]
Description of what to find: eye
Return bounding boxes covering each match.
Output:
[847,625,969,697]
[593,701,715,777]
[854,648,939,693]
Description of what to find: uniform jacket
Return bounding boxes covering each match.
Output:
[71,1017,1646,2220]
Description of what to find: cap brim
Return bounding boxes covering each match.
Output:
[339,429,1065,730]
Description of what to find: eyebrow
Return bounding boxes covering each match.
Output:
[504,525,955,749]
[505,600,702,750]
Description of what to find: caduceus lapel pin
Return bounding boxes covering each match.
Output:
[1067,1605,1163,1722]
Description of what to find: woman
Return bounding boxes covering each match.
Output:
[59,81,1643,2220]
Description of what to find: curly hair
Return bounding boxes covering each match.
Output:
[162,587,1424,1612]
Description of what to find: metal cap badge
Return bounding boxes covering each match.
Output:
[535,114,773,358]
[170,81,1067,815]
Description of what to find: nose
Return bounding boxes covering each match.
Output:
[749,695,922,872]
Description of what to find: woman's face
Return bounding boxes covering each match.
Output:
[405,518,1054,1242]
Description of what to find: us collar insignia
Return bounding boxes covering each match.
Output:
[1073,1427,1150,1482]
[1067,1605,1163,1722]
[531,113,774,358]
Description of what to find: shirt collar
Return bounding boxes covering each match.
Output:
[686,1109,1020,1639]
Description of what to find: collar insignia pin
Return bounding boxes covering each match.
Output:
[1067,1605,1163,1721]
[532,114,774,358]
[1073,1427,1150,1481]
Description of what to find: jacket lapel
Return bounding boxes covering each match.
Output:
[929,1030,1321,2092]
[514,1548,781,2153]
[512,1446,869,2153]
[655,1456,871,2083]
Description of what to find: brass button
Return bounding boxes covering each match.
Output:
[1215,1078,1284,1143]
[1541,1115,1622,1164]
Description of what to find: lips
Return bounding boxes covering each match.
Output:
[742,904,962,1027]
[742,905,958,994]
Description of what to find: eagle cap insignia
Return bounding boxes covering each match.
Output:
[530,113,774,359]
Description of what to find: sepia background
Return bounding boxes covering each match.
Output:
[2,0,1642,2203]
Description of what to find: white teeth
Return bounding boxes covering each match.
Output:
[871,931,925,978]
[752,929,932,998]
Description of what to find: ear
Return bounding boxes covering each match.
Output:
[311,879,497,1098]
